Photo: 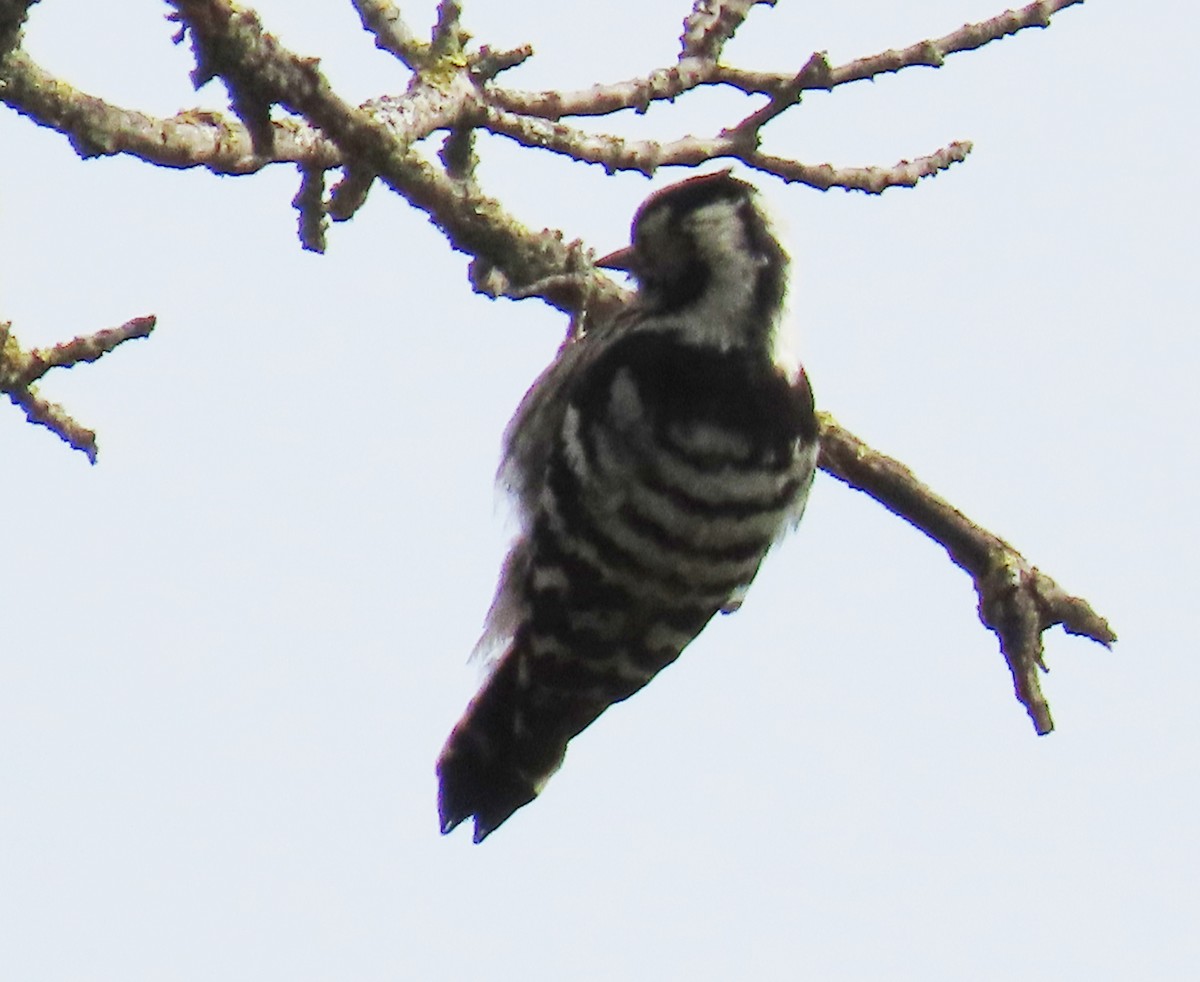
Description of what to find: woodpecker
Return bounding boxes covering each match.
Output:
[437,170,819,842]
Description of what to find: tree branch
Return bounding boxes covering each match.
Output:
[0,0,36,60]
[0,315,156,462]
[747,142,973,192]
[0,0,1114,731]
[0,49,338,172]
[165,0,618,312]
[491,0,1084,117]
[679,0,771,60]
[483,103,971,190]
[350,0,427,70]
[817,414,1116,734]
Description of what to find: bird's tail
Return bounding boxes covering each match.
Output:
[437,639,626,843]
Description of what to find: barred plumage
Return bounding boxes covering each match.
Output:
[438,171,819,841]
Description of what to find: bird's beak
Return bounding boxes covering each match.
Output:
[596,246,635,272]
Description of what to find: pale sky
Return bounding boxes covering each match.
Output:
[1,2,1194,980]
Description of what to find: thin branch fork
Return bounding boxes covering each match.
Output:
[1,0,1083,235]
[0,0,982,198]
[817,415,1115,734]
[0,316,156,462]
[489,0,1084,116]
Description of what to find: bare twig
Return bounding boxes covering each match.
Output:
[720,53,833,145]
[483,104,970,192]
[0,50,449,175]
[0,50,337,172]
[1,316,156,462]
[430,0,464,61]
[2,3,984,198]
[680,0,771,60]
[720,0,1085,95]
[0,0,37,58]
[293,163,328,252]
[489,0,760,120]
[487,62,717,120]
[748,141,972,193]
[165,0,614,312]
[493,0,1084,119]
[469,44,533,83]
[350,0,426,70]
[817,414,1116,733]
[327,164,376,221]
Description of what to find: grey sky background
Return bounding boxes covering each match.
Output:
[1,2,1194,979]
